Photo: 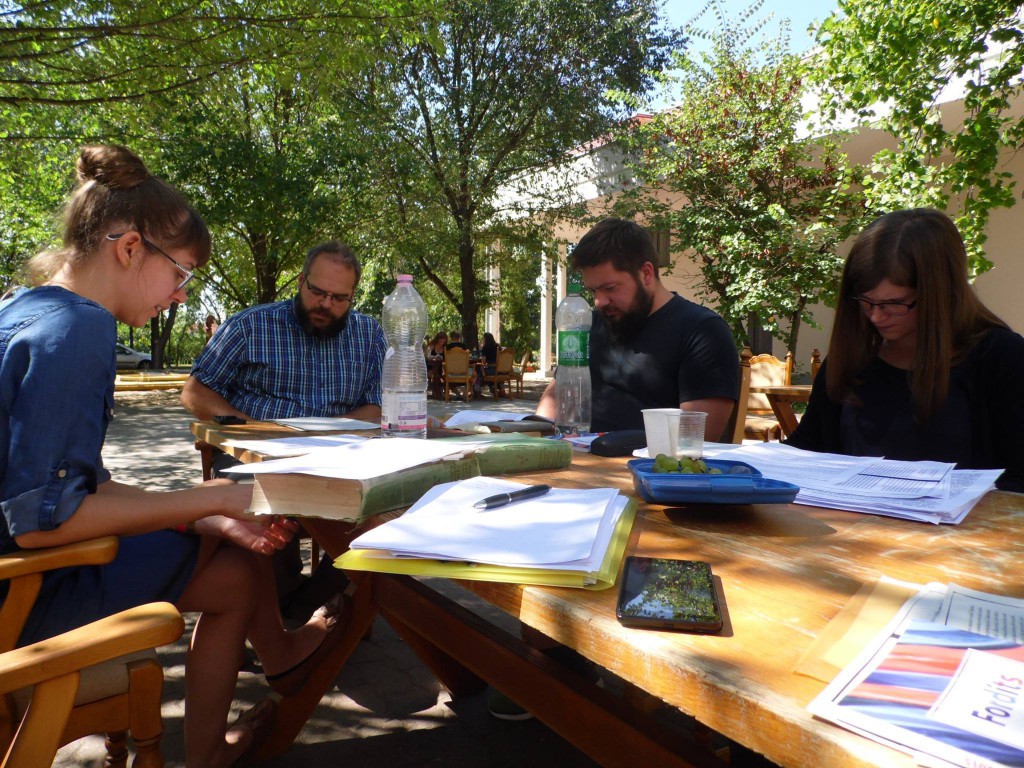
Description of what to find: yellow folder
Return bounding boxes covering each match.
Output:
[334,497,637,590]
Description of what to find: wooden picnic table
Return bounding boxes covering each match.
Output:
[192,420,1024,767]
[747,383,813,438]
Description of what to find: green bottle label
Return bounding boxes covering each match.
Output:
[557,330,589,367]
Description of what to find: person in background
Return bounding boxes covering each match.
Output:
[787,208,1024,491]
[535,217,738,439]
[424,331,448,398]
[476,331,500,397]
[0,145,347,766]
[181,241,384,618]
[445,330,470,351]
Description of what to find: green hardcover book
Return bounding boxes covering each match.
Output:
[248,435,572,523]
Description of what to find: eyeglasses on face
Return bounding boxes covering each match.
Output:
[303,276,353,305]
[849,295,917,317]
[107,232,194,291]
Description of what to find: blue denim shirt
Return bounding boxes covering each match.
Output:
[190,298,386,420]
[0,286,115,554]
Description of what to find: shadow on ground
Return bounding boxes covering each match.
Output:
[56,379,609,768]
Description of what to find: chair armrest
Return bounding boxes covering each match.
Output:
[0,602,184,694]
[0,536,119,581]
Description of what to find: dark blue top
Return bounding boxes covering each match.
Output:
[787,327,1024,492]
[0,286,115,553]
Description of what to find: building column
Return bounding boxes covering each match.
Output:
[485,261,500,340]
[539,246,554,375]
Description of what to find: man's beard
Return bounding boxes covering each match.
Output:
[295,298,349,339]
[604,280,653,342]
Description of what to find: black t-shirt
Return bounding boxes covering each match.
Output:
[786,327,1024,491]
[589,295,739,432]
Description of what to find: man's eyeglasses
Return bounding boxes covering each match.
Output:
[303,276,353,305]
[107,232,194,291]
[850,296,917,317]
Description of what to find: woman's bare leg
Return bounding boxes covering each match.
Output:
[174,541,334,767]
[176,542,259,767]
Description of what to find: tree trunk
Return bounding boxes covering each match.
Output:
[251,232,278,305]
[457,221,480,347]
[148,304,179,369]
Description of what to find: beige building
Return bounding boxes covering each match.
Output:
[502,55,1024,380]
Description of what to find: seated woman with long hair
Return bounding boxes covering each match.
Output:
[0,145,348,766]
[787,208,1024,491]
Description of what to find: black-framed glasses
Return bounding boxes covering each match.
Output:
[107,232,194,291]
[849,295,917,317]
[303,276,353,305]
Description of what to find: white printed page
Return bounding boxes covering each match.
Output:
[940,584,1024,643]
[222,437,488,479]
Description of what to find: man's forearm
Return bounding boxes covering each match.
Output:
[535,380,558,420]
[181,377,248,421]
[344,403,382,422]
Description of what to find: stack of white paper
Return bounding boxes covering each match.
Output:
[349,475,628,572]
[714,443,1001,524]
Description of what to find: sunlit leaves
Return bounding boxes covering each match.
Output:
[813,0,1024,275]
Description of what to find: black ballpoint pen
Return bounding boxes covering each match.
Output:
[473,484,552,510]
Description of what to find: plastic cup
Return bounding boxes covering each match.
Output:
[642,408,682,458]
[678,411,707,459]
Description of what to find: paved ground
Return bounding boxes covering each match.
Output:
[55,376,615,768]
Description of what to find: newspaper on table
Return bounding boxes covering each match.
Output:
[809,583,1024,768]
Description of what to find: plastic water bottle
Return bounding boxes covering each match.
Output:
[554,271,592,435]
[380,274,429,439]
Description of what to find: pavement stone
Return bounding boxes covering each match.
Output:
[54,376,608,768]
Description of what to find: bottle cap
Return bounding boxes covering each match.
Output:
[397,274,413,283]
[568,271,584,293]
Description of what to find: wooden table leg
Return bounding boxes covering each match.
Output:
[375,576,721,768]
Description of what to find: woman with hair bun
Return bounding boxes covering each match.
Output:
[0,145,347,766]
[787,208,1024,491]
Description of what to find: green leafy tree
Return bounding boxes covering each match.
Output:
[813,0,1024,275]
[337,0,676,345]
[617,1,865,353]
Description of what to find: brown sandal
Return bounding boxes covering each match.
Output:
[229,698,277,766]
[265,592,351,696]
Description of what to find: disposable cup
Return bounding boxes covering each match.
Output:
[642,408,682,458]
[677,411,707,459]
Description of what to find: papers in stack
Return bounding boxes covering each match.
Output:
[222,433,368,458]
[713,443,1001,524]
[271,416,380,431]
[336,475,637,590]
[810,583,1024,768]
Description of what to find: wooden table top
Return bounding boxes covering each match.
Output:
[193,421,1024,767]
[747,383,813,397]
[447,453,1023,768]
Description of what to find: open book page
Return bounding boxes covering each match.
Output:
[271,416,380,431]
[222,434,368,457]
[222,437,488,479]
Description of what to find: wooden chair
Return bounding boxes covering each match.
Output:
[811,348,822,381]
[481,347,515,400]
[509,351,532,397]
[1,537,184,768]
[442,346,473,402]
[745,351,793,442]
[722,347,753,444]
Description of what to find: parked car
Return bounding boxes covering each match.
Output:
[116,343,152,369]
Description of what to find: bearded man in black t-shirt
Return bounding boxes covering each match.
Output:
[536,218,739,439]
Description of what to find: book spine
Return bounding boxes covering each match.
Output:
[358,455,481,522]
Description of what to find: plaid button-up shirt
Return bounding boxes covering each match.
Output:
[191,298,386,420]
